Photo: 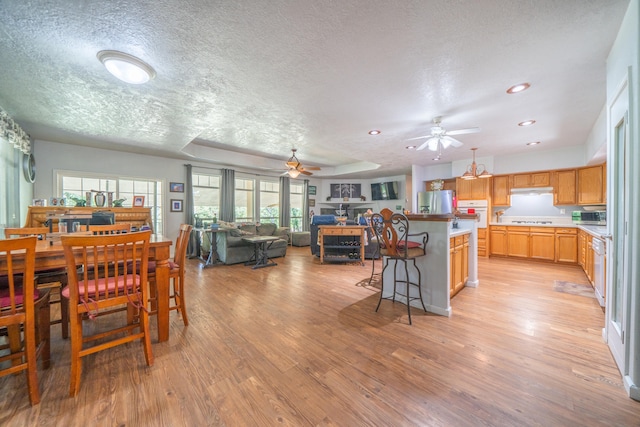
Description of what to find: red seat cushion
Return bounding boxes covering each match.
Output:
[0,276,42,307]
[61,274,141,299]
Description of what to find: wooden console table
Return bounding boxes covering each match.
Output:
[23,206,153,231]
[318,225,367,265]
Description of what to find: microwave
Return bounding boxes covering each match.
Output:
[572,210,606,224]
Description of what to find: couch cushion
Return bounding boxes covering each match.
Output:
[257,223,277,236]
[239,224,257,235]
[229,228,254,237]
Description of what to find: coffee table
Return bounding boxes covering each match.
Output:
[242,235,279,269]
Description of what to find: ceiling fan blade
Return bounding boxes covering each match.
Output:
[416,137,438,151]
[300,170,313,176]
[407,135,431,141]
[301,166,321,170]
[442,135,464,147]
[446,127,480,136]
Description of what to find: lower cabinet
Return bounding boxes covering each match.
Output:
[477,228,487,257]
[530,227,555,261]
[489,225,578,264]
[507,227,530,258]
[555,228,578,263]
[449,234,469,298]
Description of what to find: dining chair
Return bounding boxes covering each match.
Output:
[60,230,154,397]
[140,224,193,327]
[4,227,69,339]
[370,208,429,325]
[88,223,131,235]
[0,236,51,405]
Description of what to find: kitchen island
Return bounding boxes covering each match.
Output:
[379,213,479,317]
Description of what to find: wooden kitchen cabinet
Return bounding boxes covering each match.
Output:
[507,227,530,258]
[489,226,508,256]
[556,228,578,263]
[511,172,551,188]
[477,228,487,257]
[492,175,510,206]
[553,169,577,205]
[449,234,469,298]
[577,164,606,205]
[585,234,594,284]
[456,177,490,200]
[425,178,456,192]
[529,227,555,261]
[578,229,587,268]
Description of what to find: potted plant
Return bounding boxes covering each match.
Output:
[112,198,126,207]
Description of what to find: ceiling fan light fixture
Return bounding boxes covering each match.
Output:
[507,82,530,94]
[287,169,301,178]
[97,50,156,84]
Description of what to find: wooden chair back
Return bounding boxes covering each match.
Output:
[0,236,42,405]
[88,223,131,235]
[4,227,49,239]
[60,230,154,396]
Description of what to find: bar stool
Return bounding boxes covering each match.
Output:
[370,208,429,325]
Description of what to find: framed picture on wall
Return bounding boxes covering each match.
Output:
[133,195,145,207]
[308,185,316,195]
[170,199,183,212]
[170,182,184,192]
[309,198,316,207]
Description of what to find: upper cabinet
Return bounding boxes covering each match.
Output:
[553,169,577,205]
[511,172,551,188]
[456,178,490,200]
[492,175,510,206]
[577,164,606,205]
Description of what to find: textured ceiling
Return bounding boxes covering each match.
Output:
[0,0,629,178]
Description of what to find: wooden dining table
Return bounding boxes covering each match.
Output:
[0,233,174,342]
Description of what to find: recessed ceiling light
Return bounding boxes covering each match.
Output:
[507,83,530,94]
[526,141,541,146]
[406,145,416,150]
[368,130,381,135]
[518,120,536,126]
[97,50,156,84]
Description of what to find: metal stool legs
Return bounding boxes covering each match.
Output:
[375,258,426,325]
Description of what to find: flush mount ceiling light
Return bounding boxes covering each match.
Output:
[97,50,156,84]
[405,145,416,150]
[368,130,381,135]
[506,82,530,94]
[526,141,541,146]
[518,119,536,127]
[461,148,492,180]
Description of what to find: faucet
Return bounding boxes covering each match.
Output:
[452,215,459,229]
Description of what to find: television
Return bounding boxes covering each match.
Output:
[371,181,399,200]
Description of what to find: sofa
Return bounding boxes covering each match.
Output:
[216,222,289,265]
[310,214,379,259]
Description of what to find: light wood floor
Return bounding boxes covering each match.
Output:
[1,247,639,426]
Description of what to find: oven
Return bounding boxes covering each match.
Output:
[591,237,605,307]
[457,200,488,228]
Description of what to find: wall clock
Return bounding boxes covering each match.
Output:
[22,152,36,183]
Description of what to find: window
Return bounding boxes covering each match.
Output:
[259,180,279,226]
[57,171,164,234]
[290,183,304,232]
[234,177,255,223]
[193,173,220,223]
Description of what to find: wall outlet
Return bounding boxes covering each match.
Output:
[560,209,565,214]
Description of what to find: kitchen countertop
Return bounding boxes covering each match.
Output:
[577,224,609,239]
[449,228,471,238]
[488,221,609,239]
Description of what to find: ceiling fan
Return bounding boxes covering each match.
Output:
[409,116,480,152]
[284,148,320,178]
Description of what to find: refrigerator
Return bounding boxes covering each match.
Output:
[417,190,454,214]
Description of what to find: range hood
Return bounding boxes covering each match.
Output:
[510,186,554,195]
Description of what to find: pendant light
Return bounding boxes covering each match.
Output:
[461,148,492,180]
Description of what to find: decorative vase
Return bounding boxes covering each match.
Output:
[94,191,106,207]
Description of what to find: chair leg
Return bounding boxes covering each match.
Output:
[24,320,40,406]
[60,294,69,339]
[69,312,83,397]
[176,274,189,326]
[375,260,389,312]
[139,308,154,366]
[36,294,51,369]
